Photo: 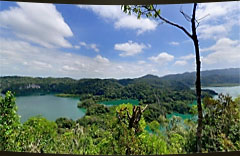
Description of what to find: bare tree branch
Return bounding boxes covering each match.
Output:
[197,14,210,21]
[126,110,131,120]
[152,7,193,39]
[180,6,191,22]
[141,104,149,113]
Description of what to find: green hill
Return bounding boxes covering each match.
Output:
[160,68,240,87]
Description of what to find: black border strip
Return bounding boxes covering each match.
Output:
[0,0,238,5]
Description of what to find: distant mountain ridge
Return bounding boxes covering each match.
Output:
[160,68,240,87]
[0,68,239,96]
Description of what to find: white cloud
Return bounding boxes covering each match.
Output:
[94,55,109,64]
[138,60,146,65]
[62,65,78,72]
[197,2,239,22]
[149,52,174,65]
[78,5,157,34]
[202,38,240,68]
[114,40,148,57]
[198,23,234,40]
[169,41,179,46]
[114,15,157,35]
[78,41,99,52]
[79,42,87,47]
[197,2,240,40]
[174,60,187,66]
[89,44,99,52]
[0,2,73,48]
[201,38,238,52]
[32,61,53,69]
[0,37,166,79]
[179,54,195,60]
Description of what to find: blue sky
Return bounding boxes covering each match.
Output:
[0,1,239,79]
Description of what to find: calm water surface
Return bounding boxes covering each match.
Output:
[202,86,240,99]
[15,86,239,123]
[16,95,85,123]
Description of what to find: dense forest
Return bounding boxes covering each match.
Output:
[0,68,240,154]
[2,69,235,121]
[1,68,239,96]
[1,91,240,154]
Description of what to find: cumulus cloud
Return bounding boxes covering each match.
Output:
[197,2,239,21]
[0,2,73,48]
[198,23,235,40]
[114,41,148,57]
[197,2,240,40]
[78,5,157,35]
[78,41,99,52]
[0,37,164,79]
[202,38,240,69]
[149,52,174,65]
[94,55,109,64]
[114,15,157,35]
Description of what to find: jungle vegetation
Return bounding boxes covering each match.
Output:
[1,91,240,154]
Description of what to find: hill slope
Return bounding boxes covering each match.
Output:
[160,68,240,87]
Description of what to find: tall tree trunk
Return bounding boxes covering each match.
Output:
[191,3,202,152]
[123,2,203,152]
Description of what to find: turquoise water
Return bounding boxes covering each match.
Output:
[16,95,85,123]
[13,86,239,123]
[99,99,139,106]
[166,113,194,120]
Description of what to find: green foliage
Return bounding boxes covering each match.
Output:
[1,75,212,120]
[86,104,109,116]
[202,94,240,152]
[55,117,75,133]
[116,103,147,133]
[148,120,160,133]
[16,117,58,153]
[1,91,239,154]
[77,98,96,108]
[0,91,21,151]
[122,5,161,19]
[168,133,186,154]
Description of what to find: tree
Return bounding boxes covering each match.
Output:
[202,95,240,151]
[122,3,203,152]
[0,91,21,151]
[116,104,148,154]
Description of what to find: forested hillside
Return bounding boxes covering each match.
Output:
[0,68,239,154]
[161,68,240,87]
[1,68,238,96]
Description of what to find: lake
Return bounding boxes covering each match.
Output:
[16,95,85,123]
[202,86,240,99]
[166,86,240,120]
[15,86,239,123]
